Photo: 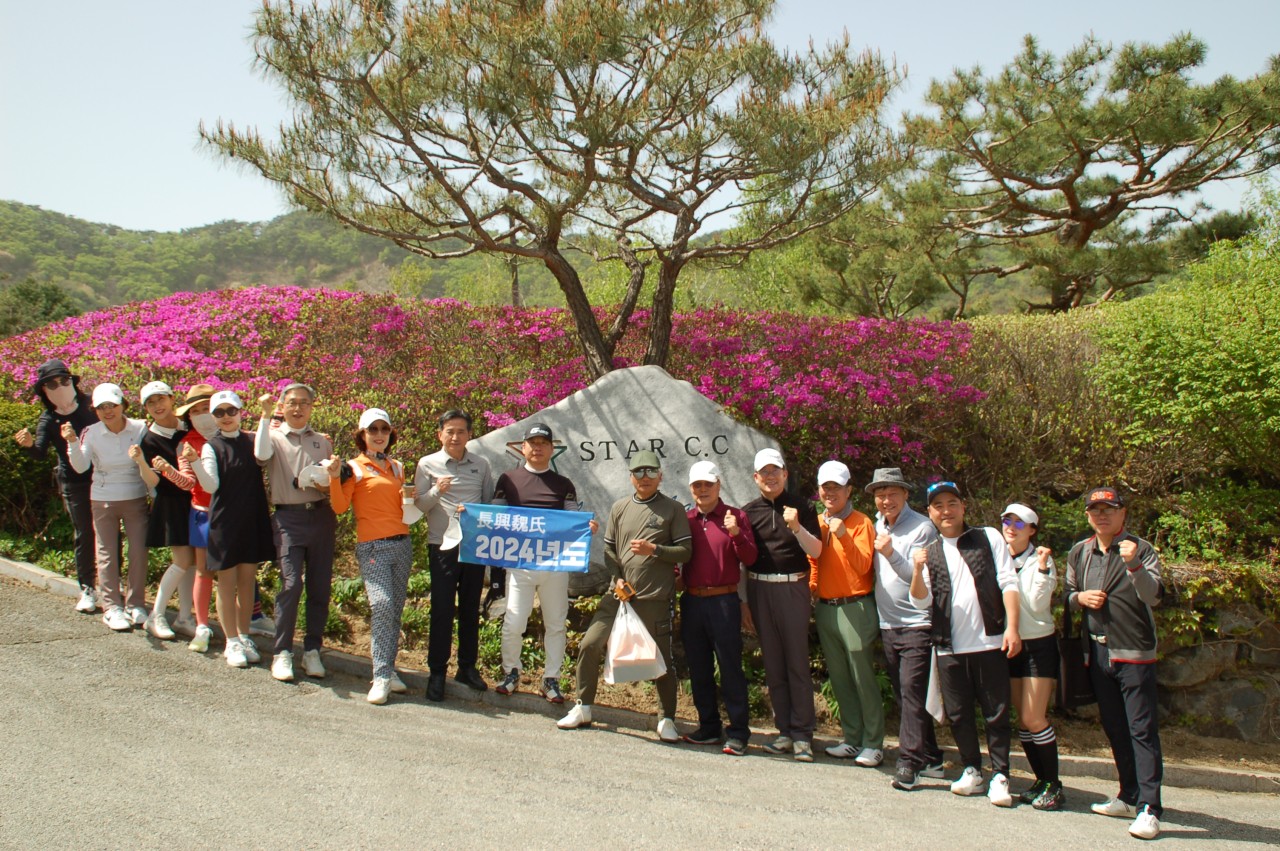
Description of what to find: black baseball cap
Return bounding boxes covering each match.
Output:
[1084,487,1124,508]
[523,422,553,442]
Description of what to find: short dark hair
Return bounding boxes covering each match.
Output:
[437,409,472,431]
[353,426,398,454]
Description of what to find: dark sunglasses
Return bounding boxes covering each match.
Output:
[1001,517,1028,530]
[43,376,72,389]
[212,407,240,418]
[365,424,391,434]
[631,467,660,479]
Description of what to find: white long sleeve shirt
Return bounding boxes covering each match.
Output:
[66,418,148,501]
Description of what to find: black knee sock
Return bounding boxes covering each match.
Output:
[1019,728,1044,781]
[1029,724,1059,783]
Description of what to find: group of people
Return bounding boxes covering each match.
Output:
[14,359,1167,840]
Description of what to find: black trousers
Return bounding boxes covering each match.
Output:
[681,591,751,742]
[61,482,96,591]
[1090,640,1163,816]
[936,648,1012,775]
[272,508,336,654]
[882,626,944,771]
[428,544,485,673]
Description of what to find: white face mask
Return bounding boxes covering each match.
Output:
[47,383,78,413]
[191,413,218,438]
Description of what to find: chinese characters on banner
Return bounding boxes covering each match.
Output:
[458,503,593,573]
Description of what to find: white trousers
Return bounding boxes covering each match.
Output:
[501,568,570,678]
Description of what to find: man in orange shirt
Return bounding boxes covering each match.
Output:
[808,460,884,766]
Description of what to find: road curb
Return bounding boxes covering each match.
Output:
[4,553,1278,795]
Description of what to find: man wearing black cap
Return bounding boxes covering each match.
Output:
[492,422,595,702]
[557,450,692,741]
[13,359,99,613]
[910,481,1021,808]
[1066,487,1165,840]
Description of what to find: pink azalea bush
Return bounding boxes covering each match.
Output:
[0,287,980,481]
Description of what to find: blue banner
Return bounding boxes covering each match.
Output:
[458,503,592,573]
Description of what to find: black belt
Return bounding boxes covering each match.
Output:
[819,593,871,606]
[376,534,410,542]
[274,500,330,512]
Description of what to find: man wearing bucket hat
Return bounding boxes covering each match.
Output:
[253,383,336,682]
[864,467,944,790]
[742,447,823,762]
[413,409,495,701]
[676,460,757,755]
[558,450,692,742]
[1066,487,1165,840]
[808,460,883,767]
[13,359,99,613]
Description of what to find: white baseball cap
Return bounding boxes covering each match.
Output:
[91,383,124,408]
[139,380,173,405]
[209,390,244,412]
[688,460,721,484]
[753,448,785,471]
[817,460,851,486]
[1002,503,1040,527]
[358,407,392,430]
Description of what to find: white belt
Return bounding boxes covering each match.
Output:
[747,571,807,583]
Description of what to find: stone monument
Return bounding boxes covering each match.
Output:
[467,365,782,595]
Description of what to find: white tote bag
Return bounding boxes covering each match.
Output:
[603,600,668,684]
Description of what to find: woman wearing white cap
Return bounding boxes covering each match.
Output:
[65,382,152,632]
[190,390,277,668]
[327,407,414,704]
[1001,502,1063,810]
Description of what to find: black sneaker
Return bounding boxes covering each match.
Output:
[1033,781,1065,811]
[426,672,446,702]
[541,677,565,704]
[455,667,488,692]
[682,728,724,746]
[495,668,519,696]
[1019,779,1048,804]
[891,764,919,791]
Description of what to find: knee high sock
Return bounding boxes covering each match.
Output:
[1029,724,1059,783]
[1019,728,1045,781]
[194,572,213,627]
[153,564,185,618]
[177,565,195,619]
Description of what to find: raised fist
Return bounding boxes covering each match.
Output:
[723,512,740,537]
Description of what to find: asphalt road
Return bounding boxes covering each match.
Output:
[2,577,1278,850]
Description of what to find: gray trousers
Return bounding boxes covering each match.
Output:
[272,508,337,654]
[746,577,816,742]
[356,535,413,680]
[92,497,149,611]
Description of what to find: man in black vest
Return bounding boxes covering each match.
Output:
[910,481,1021,807]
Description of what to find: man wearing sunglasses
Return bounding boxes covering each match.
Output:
[558,450,692,742]
[910,481,1020,808]
[14,359,100,613]
[1065,487,1165,840]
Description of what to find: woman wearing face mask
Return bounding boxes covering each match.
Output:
[13,359,100,614]
[189,391,276,668]
[164,384,220,651]
[327,408,414,705]
[65,383,152,632]
[1001,502,1062,810]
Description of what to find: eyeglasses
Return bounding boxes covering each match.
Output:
[1001,517,1028,530]
[43,376,72,390]
[212,407,239,418]
[1086,505,1120,516]
[282,399,313,408]
[365,424,391,434]
[95,402,119,411]
[631,467,660,479]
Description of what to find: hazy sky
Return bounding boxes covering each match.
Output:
[2,0,1276,232]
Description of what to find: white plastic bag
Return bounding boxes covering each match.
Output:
[603,600,667,684]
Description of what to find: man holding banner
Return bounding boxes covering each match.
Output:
[557,450,692,742]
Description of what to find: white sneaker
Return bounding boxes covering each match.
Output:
[557,702,593,729]
[1129,807,1161,840]
[920,761,947,779]
[146,613,176,640]
[272,651,295,682]
[102,607,132,631]
[249,616,276,637]
[75,588,99,613]
[987,772,1013,807]
[824,742,858,759]
[171,614,198,637]
[367,677,391,705]
[127,606,149,627]
[224,640,249,668]
[951,766,986,796]
[188,624,213,653]
[302,649,326,678]
[855,747,885,767]
[388,673,408,694]
[657,717,679,742]
[237,635,261,664]
[1091,798,1138,819]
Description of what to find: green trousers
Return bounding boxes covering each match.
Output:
[815,594,885,749]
